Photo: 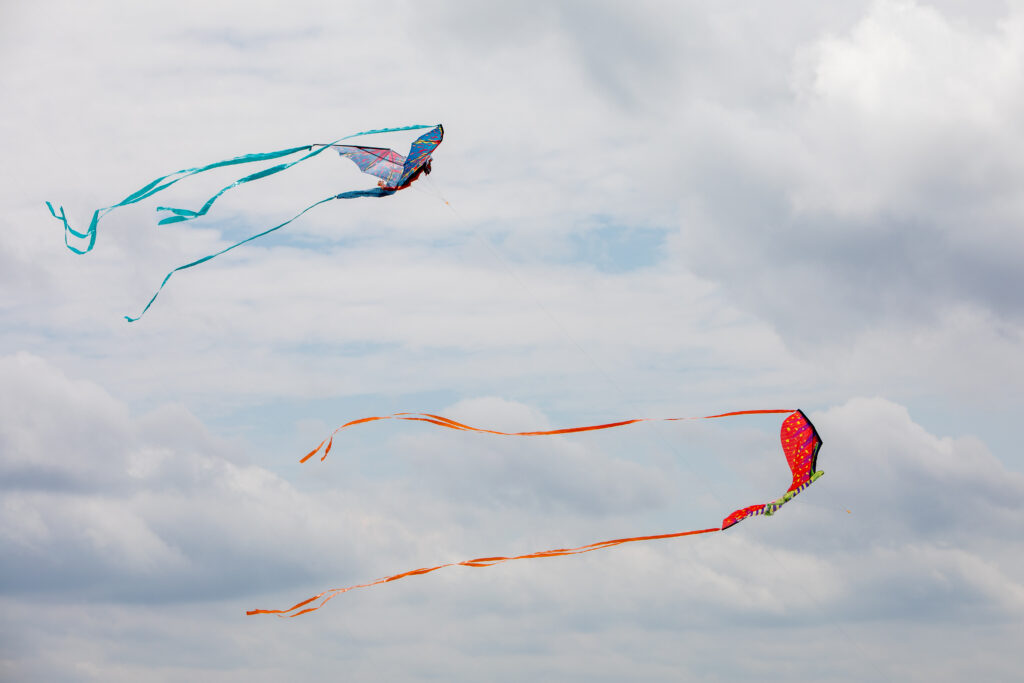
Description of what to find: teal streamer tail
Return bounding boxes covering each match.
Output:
[47,144,314,253]
[125,188,392,322]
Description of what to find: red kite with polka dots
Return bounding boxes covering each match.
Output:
[249,408,823,617]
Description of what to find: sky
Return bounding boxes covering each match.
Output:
[1,0,1023,680]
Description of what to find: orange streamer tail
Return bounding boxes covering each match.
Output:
[300,409,796,463]
[248,526,720,617]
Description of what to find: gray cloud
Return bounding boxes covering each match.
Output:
[2,355,1022,682]
[665,1,1024,347]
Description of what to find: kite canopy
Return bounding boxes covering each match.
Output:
[333,124,444,190]
[720,409,824,529]
[250,408,825,618]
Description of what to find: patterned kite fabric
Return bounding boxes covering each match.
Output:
[332,146,407,188]
[720,410,824,529]
[781,409,822,492]
[331,125,443,190]
[394,125,443,188]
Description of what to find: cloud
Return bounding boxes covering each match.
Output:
[1,355,1023,679]
[4,354,1021,617]
[790,1,1024,220]
[0,353,360,601]
[651,2,1024,409]
[2,2,1023,679]
[757,398,1024,623]
[0,354,684,603]
[811,397,1024,545]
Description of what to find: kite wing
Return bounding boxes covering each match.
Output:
[330,124,443,190]
[250,408,825,617]
[329,124,442,189]
[393,124,444,189]
[721,409,824,529]
[333,145,406,187]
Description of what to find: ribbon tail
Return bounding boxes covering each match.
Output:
[124,189,391,322]
[247,527,720,617]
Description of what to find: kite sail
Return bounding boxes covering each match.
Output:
[248,408,823,617]
[45,124,444,321]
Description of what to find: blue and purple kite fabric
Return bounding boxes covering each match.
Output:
[46,124,443,321]
[250,408,824,617]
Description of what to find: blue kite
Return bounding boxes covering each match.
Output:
[46,124,444,321]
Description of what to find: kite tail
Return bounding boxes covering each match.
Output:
[46,144,315,254]
[154,146,328,225]
[762,469,825,516]
[719,470,826,528]
[124,188,392,322]
[301,409,797,462]
[247,526,721,617]
[46,201,99,254]
[46,124,435,253]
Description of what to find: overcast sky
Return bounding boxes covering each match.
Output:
[2,1,1023,680]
